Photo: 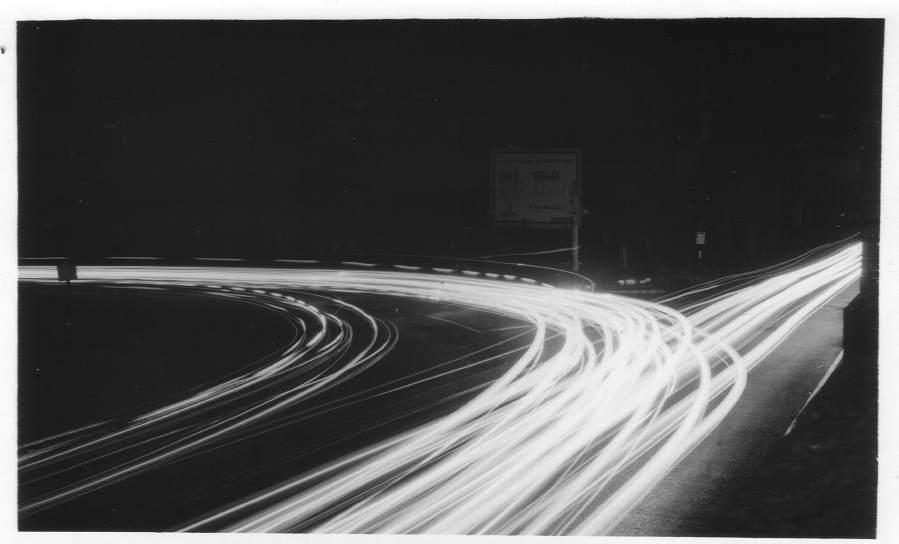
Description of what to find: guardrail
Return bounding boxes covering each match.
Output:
[19,253,595,291]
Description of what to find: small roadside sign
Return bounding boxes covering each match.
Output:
[695,231,707,245]
[57,262,77,282]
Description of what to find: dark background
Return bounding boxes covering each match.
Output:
[16,19,883,535]
[18,19,883,279]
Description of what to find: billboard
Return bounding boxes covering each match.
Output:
[491,150,581,226]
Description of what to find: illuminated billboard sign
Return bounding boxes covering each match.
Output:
[491,150,581,226]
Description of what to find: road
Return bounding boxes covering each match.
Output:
[612,280,860,535]
[18,240,863,534]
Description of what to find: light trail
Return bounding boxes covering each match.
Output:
[18,240,861,534]
[18,284,398,514]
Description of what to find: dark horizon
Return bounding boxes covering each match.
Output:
[18,18,883,277]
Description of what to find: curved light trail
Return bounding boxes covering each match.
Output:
[18,284,398,516]
[18,240,862,534]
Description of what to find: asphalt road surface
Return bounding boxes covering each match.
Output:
[19,281,531,531]
[613,281,861,536]
[18,239,864,534]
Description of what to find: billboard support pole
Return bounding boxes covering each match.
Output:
[572,222,580,273]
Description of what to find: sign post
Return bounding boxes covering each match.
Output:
[491,149,582,271]
[56,261,77,285]
[572,221,580,273]
[695,231,706,260]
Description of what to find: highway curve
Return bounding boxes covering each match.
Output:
[18,240,861,534]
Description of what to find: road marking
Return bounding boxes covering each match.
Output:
[783,348,845,437]
[422,313,483,333]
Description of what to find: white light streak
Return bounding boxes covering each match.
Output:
[18,241,861,535]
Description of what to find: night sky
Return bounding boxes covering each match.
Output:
[18,19,883,274]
